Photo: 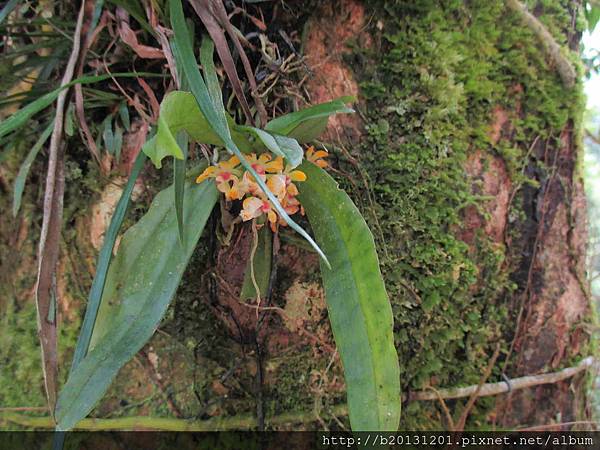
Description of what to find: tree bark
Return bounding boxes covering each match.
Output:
[298,0,590,429]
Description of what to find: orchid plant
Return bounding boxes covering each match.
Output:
[47,0,401,434]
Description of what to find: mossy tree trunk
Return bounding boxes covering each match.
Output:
[298,0,590,429]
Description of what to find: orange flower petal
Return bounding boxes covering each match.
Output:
[196,166,217,183]
[312,150,329,159]
[265,156,283,173]
[267,174,287,199]
[258,153,272,164]
[220,155,240,169]
[287,183,299,196]
[240,197,264,221]
[289,170,306,182]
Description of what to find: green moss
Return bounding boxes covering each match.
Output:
[339,0,586,429]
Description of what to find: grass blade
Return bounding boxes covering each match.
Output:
[0,0,19,24]
[12,120,54,216]
[69,151,147,373]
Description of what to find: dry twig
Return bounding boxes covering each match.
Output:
[34,0,86,416]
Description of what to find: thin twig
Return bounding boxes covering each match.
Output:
[426,386,455,430]
[409,356,596,401]
[454,343,502,431]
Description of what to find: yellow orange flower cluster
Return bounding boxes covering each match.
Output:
[196,146,328,230]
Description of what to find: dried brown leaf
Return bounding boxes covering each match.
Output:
[116,7,164,59]
[36,1,86,416]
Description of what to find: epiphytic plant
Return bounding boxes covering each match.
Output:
[2,0,401,433]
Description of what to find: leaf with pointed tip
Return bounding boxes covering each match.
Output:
[55,175,218,431]
[265,97,355,143]
[68,151,147,375]
[297,162,401,431]
[240,126,303,168]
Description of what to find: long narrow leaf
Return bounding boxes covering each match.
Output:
[69,151,147,374]
[297,162,401,431]
[0,0,19,24]
[265,97,355,143]
[170,0,329,267]
[12,120,54,216]
[190,1,253,123]
[56,174,218,430]
[0,72,163,140]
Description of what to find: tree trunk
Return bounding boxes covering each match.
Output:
[297,0,590,429]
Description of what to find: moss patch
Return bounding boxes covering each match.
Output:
[336,0,586,429]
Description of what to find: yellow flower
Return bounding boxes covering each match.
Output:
[216,173,244,201]
[306,146,329,168]
[196,155,241,183]
[196,155,244,201]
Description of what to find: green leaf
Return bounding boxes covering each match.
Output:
[12,120,54,217]
[118,102,130,130]
[297,162,400,431]
[170,0,330,267]
[240,225,272,300]
[174,132,188,244]
[141,91,253,168]
[142,115,184,168]
[240,127,303,168]
[588,6,600,31]
[0,0,19,24]
[56,173,218,430]
[265,97,355,143]
[68,151,147,375]
[199,37,229,135]
[102,117,114,154]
